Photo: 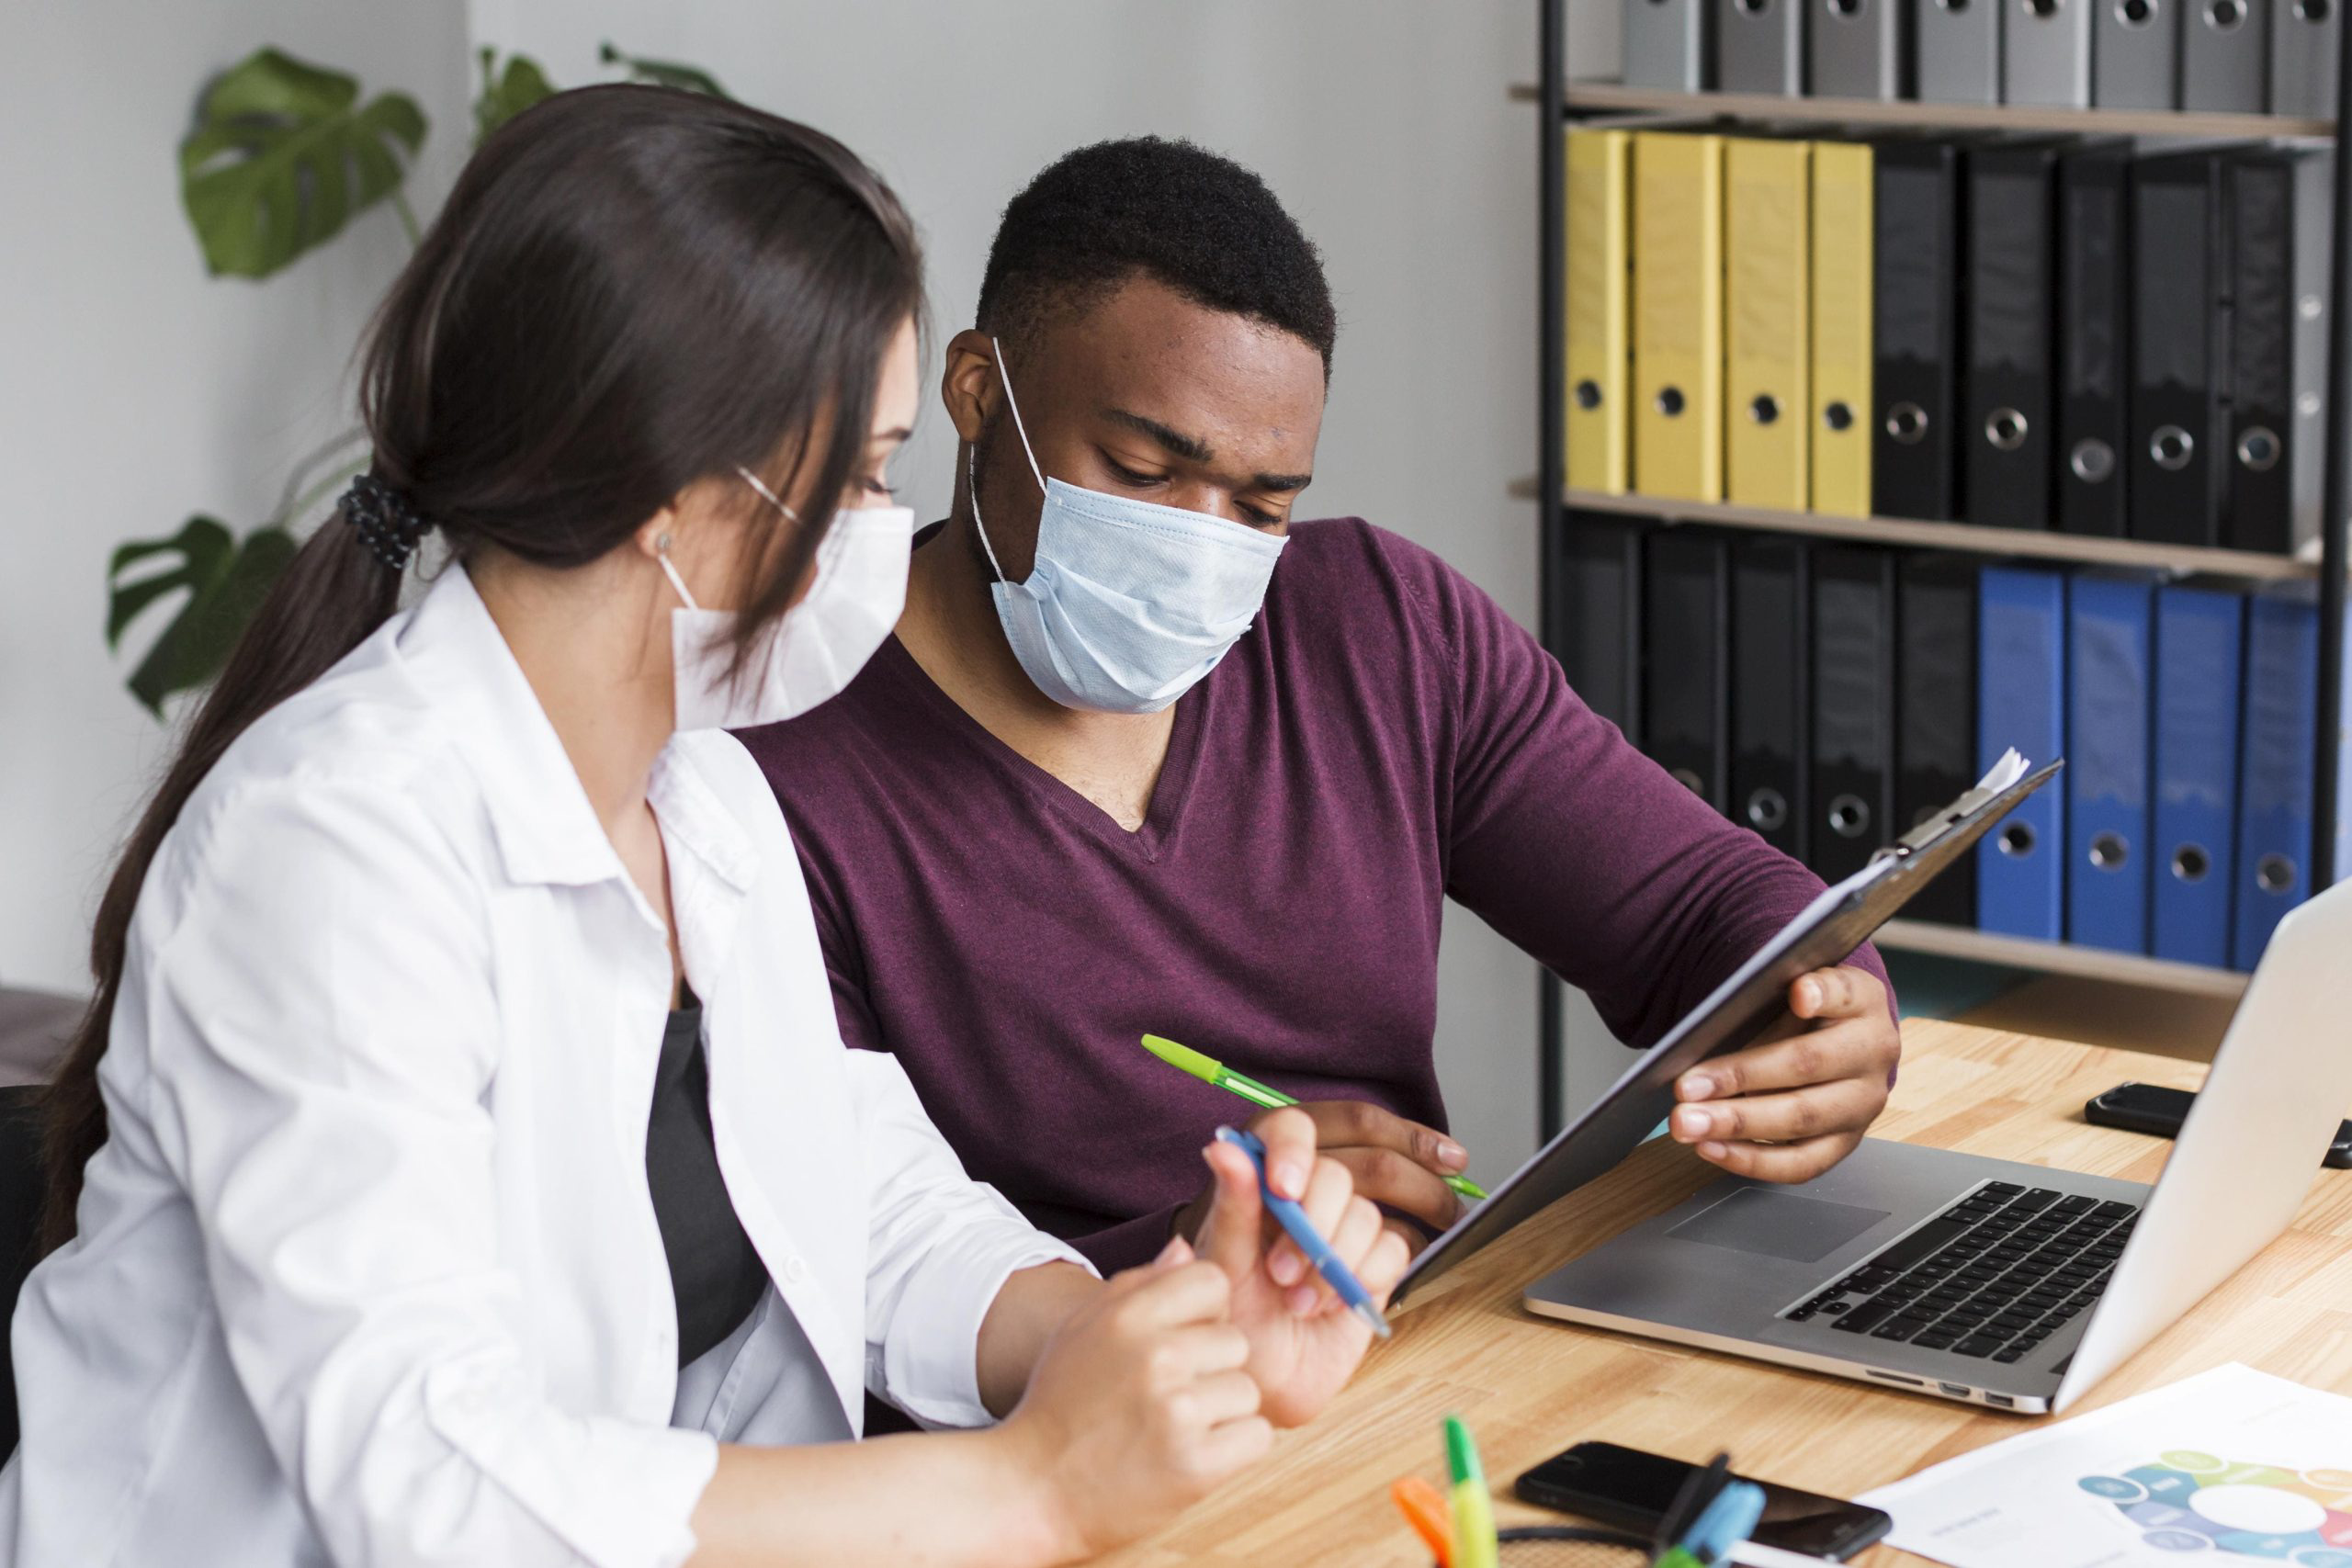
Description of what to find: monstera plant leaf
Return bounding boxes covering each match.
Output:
[179,47,427,278]
[474,48,557,145]
[599,40,729,98]
[107,517,298,716]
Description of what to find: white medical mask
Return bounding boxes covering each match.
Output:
[659,467,914,731]
[967,352,1287,715]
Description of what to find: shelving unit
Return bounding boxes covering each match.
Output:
[1510,482,2331,581]
[1872,921,2249,1001]
[1526,1,2352,1135]
[1509,80,2336,140]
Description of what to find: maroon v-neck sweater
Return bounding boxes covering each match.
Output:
[738,519,1890,1273]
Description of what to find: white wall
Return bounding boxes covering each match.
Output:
[0,0,472,979]
[2,0,1627,1172]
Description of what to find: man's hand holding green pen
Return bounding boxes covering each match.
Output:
[1144,1034,1489,1204]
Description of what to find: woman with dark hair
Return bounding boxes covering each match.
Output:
[1,88,1403,1567]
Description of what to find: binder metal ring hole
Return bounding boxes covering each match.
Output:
[2206,0,2245,26]
[2024,0,2061,19]
[2071,439,2116,483]
[2237,426,2281,471]
[1827,0,1863,18]
[1670,766,1707,797]
[2171,844,2211,885]
[1575,378,1603,412]
[1886,401,1929,445]
[1939,0,1973,11]
[1736,0,1771,15]
[2151,426,2195,471]
[1825,400,1855,432]
[1749,393,1781,425]
[1998,822,2037,859]
[1746,789,1789,832]
[2297,0,2331,23]
[2256,853,2297,895]
[2088,831,2130,872]
[2117,0,2157,22]
[1656,386,1687,417]
[1985,409,2030,452]
[1827,795,1871,840]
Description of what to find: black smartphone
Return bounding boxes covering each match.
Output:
[2086,1082,2352,1169]
[1516,1441,1893,1560]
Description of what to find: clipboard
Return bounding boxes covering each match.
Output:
[1392,752,2064,1307]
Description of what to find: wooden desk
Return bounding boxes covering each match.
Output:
[1096,1020,2352,1566]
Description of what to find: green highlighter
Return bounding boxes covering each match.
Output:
[1141,1033,1487,1201]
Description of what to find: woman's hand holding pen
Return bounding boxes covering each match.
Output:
[994,1241,1270,1561]
[1193,1106,1412,1428]
[1176,1099,1470,1242]
[980,1111,1397,1559]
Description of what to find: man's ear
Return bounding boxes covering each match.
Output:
[940,329,999,445]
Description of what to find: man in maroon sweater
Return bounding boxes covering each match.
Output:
[739,138,1897,1276]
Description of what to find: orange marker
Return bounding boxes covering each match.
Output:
[1391,1475,1455,1567]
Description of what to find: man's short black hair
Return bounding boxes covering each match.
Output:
[976,136,1337,373]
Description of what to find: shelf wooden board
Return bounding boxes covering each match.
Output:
[1874,919,2251,998]
[1510,482,2324,579]
[1508,79,2335,138]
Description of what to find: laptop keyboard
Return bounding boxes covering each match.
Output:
[1781,1181,2138,1365]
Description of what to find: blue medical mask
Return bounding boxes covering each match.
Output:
[967,351,1286,714]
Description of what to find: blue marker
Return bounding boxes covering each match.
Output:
[1679,1480,1767,1564]
[1215,1126,1392,1339]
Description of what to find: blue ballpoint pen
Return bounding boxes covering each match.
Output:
[1214,1126,1393,1339]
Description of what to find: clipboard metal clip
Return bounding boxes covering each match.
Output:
[1871,749,2043,867]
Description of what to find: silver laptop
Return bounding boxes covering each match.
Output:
[1523,874,2352,1415]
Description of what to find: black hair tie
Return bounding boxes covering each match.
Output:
[340,472,434,570]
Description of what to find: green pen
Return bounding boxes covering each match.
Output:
[1141,1033,1487,1201]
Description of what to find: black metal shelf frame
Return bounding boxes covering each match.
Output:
[1529,0,2352,1140]
[1536,0,1569,1140]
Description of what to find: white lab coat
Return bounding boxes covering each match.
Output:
[0,566,1085,1568]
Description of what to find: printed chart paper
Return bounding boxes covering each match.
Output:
[1860,1364,2352,1567]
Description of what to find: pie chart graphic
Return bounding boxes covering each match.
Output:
[2078,1450,2352,1563]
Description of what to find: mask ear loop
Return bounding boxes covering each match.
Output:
[735,461,850,592]
[967,446,1012,586]
[967,344,1046,587]
[735,464,803,523]
[655,532,699,611]
[990,347,1048,493]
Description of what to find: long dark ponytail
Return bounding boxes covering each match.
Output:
[40,85,923,1254]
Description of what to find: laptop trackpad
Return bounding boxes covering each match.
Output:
[1665,1188,1892,1264]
